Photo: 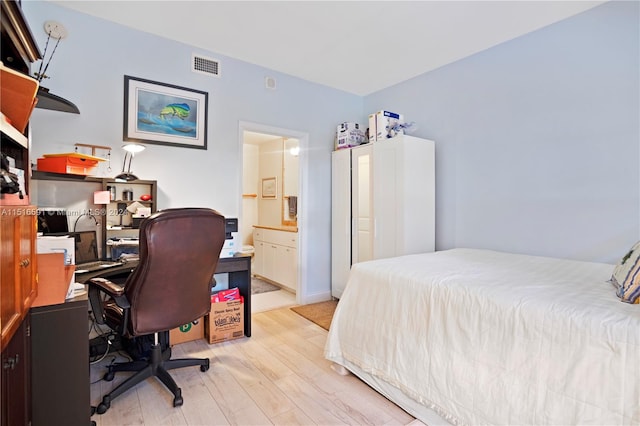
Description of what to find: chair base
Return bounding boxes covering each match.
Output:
[94,339,210,415]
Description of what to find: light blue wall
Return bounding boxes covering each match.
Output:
[364,1,639,263]
[23,0,638,297]
[23,1,363,302]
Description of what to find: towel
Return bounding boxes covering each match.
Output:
[288,195,297,218]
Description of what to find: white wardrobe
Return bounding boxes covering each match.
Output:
[331,135,435,298]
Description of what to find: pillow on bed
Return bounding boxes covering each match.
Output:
[610,241,640,304]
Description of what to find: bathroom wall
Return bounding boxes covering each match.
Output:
[257,138,284,227]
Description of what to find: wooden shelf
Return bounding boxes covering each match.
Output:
[242,193,257,198]
[0,112,27,148]
[0,61,38,133]
[31,170,103,183]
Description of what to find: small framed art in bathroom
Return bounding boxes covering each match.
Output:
[261,177,277,199]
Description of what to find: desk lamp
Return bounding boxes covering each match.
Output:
[116,143,145,181]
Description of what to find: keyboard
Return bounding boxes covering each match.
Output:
[76,261,122,273]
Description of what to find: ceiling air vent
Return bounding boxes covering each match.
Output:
[192,54,220,77]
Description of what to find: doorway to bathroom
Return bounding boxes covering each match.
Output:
[239,121,307,312]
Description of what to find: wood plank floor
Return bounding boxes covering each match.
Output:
[90,306,417,425]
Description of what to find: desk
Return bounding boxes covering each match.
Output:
[213,255,252,337]
[76,255,252,337]
[30,295,90,426]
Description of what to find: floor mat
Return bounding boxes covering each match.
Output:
[251,277,280,294]
[290,300,338,331]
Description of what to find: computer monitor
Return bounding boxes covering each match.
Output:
[37,209,69,234]
[68,231,100,264]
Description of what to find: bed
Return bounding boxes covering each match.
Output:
[325,248,639,425]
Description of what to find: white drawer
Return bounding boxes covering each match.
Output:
[254,228,297,248]
[270,229,297,247]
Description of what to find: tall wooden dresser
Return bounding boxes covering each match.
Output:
[1,1,41,424]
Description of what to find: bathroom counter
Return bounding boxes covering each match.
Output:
[253,225,298,233]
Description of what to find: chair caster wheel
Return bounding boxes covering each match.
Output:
[173,389,183,407]
[200,359,210,372]
[103,371,115,381]
[96,401,110,414]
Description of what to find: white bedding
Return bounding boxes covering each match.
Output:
[325,249,640,425]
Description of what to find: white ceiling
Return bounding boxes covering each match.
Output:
[49,1,606,96]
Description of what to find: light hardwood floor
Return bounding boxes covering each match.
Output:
[90,306,417,426]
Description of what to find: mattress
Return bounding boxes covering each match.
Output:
[325,248,640,425]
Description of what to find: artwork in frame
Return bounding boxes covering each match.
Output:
[262,177,277,199]
[123,75,208,149]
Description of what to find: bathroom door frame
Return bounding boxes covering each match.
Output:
[238,121,308,305]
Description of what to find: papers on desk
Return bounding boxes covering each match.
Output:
[33,253,76,306]
[67,282,86,299]
[107,238,139,246]
[108,238,139,262]
[37,235,75,265]
[118,253,139,262]
[37,236,76,301]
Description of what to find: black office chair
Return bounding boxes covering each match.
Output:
[87,208,226,414]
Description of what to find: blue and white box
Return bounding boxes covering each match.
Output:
[369,110,404,142]
[220,235,238,258]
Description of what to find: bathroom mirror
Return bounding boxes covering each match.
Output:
[282,138,299,226]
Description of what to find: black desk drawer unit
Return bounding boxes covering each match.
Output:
[30,298,90,426]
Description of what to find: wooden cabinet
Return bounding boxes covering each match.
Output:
[1,206,37,352]
[2,4,88,425]
[331,135,435,298]
[253,227,298,292]
[1,2,40,424]
[1,315,31,426]
[1,0,40,350]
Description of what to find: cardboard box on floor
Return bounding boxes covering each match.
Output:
[205,300,244,344]
[169,318,204,345]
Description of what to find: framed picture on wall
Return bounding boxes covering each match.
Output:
[123,75,208,149]
[261,177,277,199]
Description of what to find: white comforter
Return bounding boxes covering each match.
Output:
[325,249,640,425]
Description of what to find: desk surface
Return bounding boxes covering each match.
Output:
[76,255,252,337]
[75,262,137,284]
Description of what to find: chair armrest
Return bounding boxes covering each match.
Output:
[87,277,130,325]
[88,277,125,297]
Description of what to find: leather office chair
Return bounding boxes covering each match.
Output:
[87,208,226,414]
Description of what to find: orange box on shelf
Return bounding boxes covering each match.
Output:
[37,155,99,175]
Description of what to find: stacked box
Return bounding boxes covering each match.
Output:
[37,156,99,175]
[205,299,244,344]
[368,110,404,142]
[335,122,365,150]
[169,319,204,345]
